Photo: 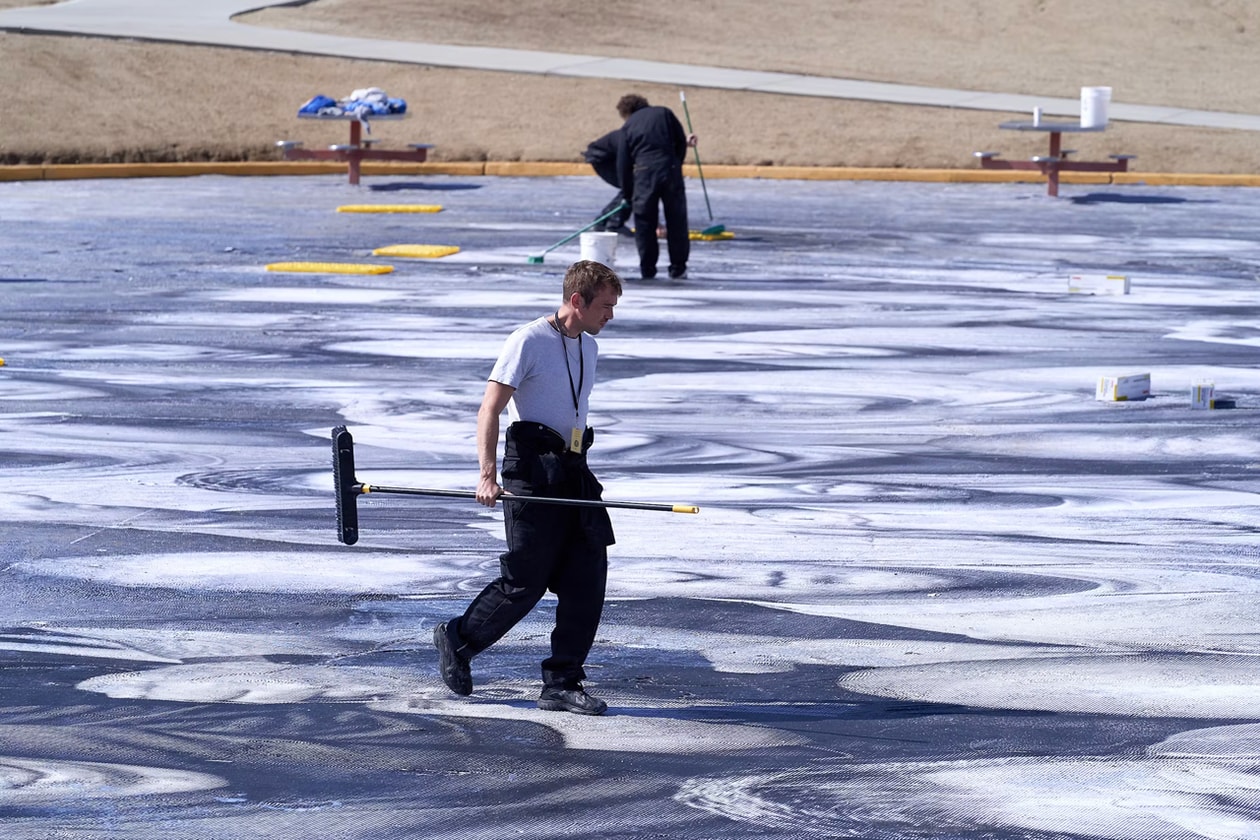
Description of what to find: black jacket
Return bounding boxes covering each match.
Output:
[616,106,688,202]
[584,129,622,188]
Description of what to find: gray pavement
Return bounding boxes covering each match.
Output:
[3,0,1260,130]
[4,169,1260,838]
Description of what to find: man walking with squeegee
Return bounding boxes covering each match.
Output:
[433,260,623,716]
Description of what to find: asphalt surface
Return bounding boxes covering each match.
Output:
[4,171,1260,838]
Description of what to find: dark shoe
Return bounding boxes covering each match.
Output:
[537,686,607,716]
[433,622,472,696]
[668,269,687,280]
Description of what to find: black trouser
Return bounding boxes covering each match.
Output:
[448,423,613,688]
[630,164,689,278]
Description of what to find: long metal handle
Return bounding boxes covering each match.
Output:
[334,424,698,546]
[361,483,699,514]
[679,90,714,221]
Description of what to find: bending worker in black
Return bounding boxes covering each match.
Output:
[584,128,631,233]
[434,260,622,716]
[616,93,693,280]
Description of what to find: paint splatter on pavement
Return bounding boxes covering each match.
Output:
[3,173,1260,838]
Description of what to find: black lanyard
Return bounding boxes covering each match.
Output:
[553,313,583,419]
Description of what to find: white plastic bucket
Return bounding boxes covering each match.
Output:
[1080,86,1112,128]
[579,231,619,266]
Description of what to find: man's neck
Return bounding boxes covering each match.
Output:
[552,309,580,338]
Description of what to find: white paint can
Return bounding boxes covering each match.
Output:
[579,231,619,266]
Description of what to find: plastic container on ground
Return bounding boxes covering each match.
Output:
[579,231,619,266]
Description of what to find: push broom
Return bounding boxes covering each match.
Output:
[679,90,725,237]
[332,426,698,545]
[526,200,629,265]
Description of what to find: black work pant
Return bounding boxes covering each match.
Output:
[449,424,611,688]
[631,165,689,278]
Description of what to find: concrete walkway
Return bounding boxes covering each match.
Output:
[4,0,1260,131]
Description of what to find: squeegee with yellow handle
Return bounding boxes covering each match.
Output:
[332,426,698,545]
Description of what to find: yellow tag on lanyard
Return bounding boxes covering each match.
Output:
[570,427,584,454]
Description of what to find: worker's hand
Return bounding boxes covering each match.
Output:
[476,475,503,507]
[687,133,698,147]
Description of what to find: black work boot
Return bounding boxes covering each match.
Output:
[433,622,472,696]
[537,685,607,716]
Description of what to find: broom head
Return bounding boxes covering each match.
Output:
[332,425,360,545]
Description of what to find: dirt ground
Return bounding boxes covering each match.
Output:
[3,0,1260,172]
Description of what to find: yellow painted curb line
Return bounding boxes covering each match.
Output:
[338,204,443,213]
[484,161,587,177]
[5,161,1260,188]
[373,244,460,258]
[266,262,394,275]
[361,162,487,177]
[0,165,45,182]
[0,161,494,181]
[689,230,735,241]
[1114,172,1260,187]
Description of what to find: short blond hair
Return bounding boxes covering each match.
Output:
[565,260,622,304]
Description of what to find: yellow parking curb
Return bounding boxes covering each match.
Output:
[338,204,444,213]
[266,262,394,275]
[372,244,460,258]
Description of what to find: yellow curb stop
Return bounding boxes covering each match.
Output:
[265,262,394,275]
[372,244,460,258]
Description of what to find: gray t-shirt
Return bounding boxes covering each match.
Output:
[489,315,598,437]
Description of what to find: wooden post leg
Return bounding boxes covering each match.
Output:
[1047,131,1062,197]
[348,121,362,186]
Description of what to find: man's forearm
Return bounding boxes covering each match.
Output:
[477,407,500,480]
